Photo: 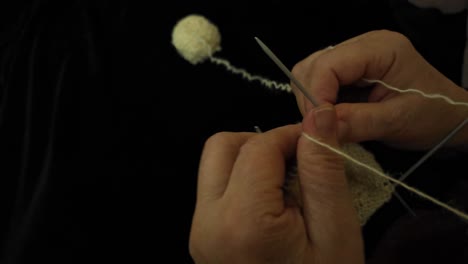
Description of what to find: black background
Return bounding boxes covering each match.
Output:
[0,0,467,263]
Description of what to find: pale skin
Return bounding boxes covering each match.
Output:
[292,30,468,150]
[189,30,468,264]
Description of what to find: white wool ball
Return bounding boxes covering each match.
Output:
[172,14,221,65]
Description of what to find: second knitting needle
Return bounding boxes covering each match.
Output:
[255,37,318,107]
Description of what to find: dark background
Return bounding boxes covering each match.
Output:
[0,0,467,263]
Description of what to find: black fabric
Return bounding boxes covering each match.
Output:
[0,1,467,263]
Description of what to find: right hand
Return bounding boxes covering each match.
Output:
[291,30,468,150]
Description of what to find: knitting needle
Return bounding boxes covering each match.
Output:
[254,37,318,107]
[255,123,416,216]
[392,118,467,217]
[255,37,418,216]
[398,117,468,182]
[255,36,467,182]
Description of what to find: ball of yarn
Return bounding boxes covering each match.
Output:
[172,14,221,65]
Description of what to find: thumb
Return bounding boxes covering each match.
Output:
[297,104,362,255]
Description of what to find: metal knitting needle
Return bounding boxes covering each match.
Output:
[398,117,468,182]
[255,37,318,107]
[393,118,467,217]
[255,37,418,216]
[255,36,467,183]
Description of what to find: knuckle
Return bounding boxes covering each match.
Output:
[388,106,409,137]
[292,50,325,78]
[387,107,403,128]
[292,52,322,80]
[204,132,235,150]
[238,137,263,155]
[292,60,307,81]
[291,61,309,102]
[374,107,402,137]
[369,29,406,41]
[388,30,409,42]
[375,30,413,48]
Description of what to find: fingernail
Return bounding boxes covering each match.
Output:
[313,104,335,134]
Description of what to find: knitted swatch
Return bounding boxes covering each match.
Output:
[284,143,394,225]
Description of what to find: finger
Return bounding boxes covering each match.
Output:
[291,47,332,115]
[291,32,370,104]
[298,104,362,253]
[335,101,403,144]
[225,124,302,214]
[197,132,254,201]
[292,30,408,115]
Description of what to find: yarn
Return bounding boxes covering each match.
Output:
[363,79,468,107]
[302,133,468,221]
[172,14,468,223]
[209,57,292,92]
[172,14,221,65]
[284,143,395,225]
[172,15,468,107]
[172,14,292,91]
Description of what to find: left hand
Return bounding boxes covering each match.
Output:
[189,105,364,264]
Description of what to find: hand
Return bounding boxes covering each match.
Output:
[291,30,468,150]
[189,104,364,264]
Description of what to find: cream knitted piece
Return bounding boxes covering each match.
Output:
[285,143,394,225]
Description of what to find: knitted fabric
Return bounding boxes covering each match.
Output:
[171,14,468,223]
[285,143,394,225]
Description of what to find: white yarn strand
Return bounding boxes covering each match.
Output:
[209,56,292,92]
[363,78,468,107]
[302,132,468,221]
[172,15,468,221]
